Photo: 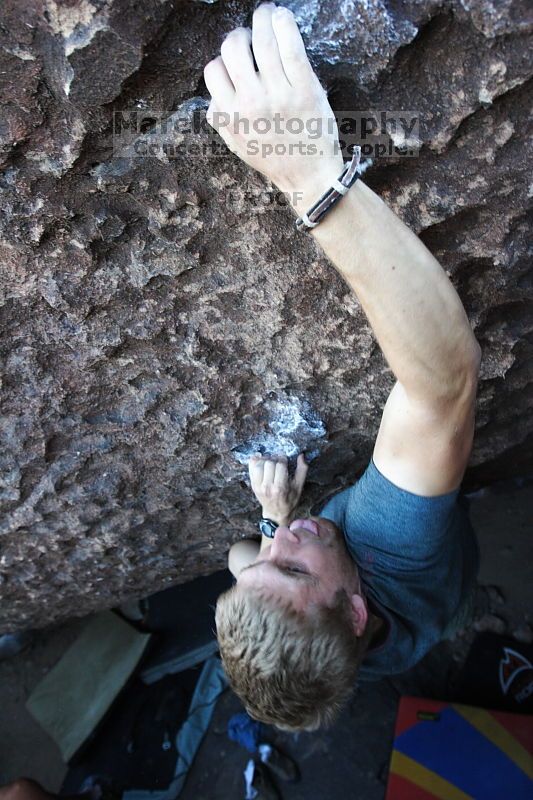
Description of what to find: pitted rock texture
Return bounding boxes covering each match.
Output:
[0,0,532,631]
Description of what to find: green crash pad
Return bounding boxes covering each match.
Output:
[26,611,151,763]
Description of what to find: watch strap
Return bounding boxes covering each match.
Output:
[295,146,365,232]
[259,518,278,538]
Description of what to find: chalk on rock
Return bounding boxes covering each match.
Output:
[232,393,327,471]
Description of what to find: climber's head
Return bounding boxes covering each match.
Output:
[238,516,366,615]
[215,516,371,730]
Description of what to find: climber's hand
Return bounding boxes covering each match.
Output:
[249,453,308,526]
[203,2,344,208]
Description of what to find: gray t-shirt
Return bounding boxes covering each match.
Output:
[320,459,480,680]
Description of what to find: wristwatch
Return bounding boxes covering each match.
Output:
[259,518,278,538]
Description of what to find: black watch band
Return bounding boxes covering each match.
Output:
[259,518,278,538]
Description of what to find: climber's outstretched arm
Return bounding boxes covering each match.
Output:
[305,174,481,495]
[204,3,481,496]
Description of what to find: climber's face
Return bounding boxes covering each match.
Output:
[237,516,369,635]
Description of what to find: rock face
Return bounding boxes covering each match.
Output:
[0,0,532,631]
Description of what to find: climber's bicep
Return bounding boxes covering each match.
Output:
[372,381,476,496]
[228,539,261,578]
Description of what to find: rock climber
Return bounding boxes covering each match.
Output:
[205,2,481,730]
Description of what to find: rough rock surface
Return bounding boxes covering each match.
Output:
[0,0,532,631]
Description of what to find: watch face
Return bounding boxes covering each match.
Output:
[259,519,277,538]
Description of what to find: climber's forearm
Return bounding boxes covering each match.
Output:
[289,177,481,407]
[203,3,481,407]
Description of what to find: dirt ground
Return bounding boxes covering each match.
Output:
[0,479,531,794]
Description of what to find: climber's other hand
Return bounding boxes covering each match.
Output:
[248,453,308,525]
[203,3,344,206]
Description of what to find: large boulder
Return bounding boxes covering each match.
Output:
[0,0,531,630]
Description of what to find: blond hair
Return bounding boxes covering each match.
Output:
[215,585,365,731]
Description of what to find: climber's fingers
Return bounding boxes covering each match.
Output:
[252,2,291,90]
[293,453,309,492]
[203,55,235,108]
[270,6,317,89]
[220,27,261,101]
[273,457,289,489]
[261,458,277,487]
[249,453,265,489]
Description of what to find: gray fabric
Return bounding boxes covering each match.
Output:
[124,656,227,800]
[441,582,478,640]
[321,459,480,680]
[141,641,219,685]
